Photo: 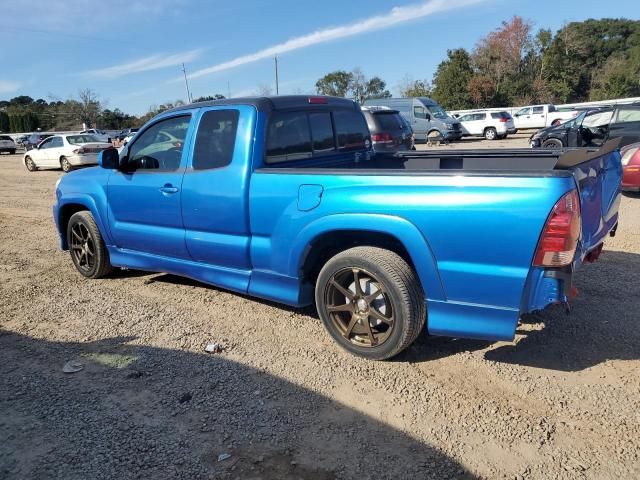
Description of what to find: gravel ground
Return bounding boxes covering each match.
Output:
[1,142,639,479]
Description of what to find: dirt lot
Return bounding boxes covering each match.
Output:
[1,140,639,479]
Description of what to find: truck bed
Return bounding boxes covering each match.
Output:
[259,140,622,175]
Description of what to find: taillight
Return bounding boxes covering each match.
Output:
[372,133,393,143]
[533,190,581,267]
[73,148,85,154]
[499,117,508,123]
[308,97,328,104]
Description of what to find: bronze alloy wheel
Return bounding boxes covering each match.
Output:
[324,267,395,348]
[70,222,96,274]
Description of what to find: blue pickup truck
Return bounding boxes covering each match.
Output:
[53,96,622,360]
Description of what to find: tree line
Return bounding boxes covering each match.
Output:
[315,17,640,110]
[0,90,230,133]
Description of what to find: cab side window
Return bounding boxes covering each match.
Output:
[532,106,544,114]
[193,110,239,170]
[127,115,191,171]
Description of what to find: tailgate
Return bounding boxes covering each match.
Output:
[556,138,623,258]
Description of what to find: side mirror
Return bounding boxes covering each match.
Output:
[425,113,431,121]
[99,148,119,169]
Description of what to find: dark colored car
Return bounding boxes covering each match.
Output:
[621,142,640,192]
[25,133,54,151]
[362,107,414,152]
[530,104,640,149]
[116,128,139,142]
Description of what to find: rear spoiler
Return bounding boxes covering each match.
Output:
[555,137,626,169]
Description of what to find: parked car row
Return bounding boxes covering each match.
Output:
[530,103,640,150]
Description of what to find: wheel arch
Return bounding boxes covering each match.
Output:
[292,214,446,301]
[56,196,110,250]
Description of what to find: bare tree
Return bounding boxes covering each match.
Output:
[256,84,273,96]
[77,88,102,128]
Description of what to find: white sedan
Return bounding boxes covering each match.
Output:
[23,134,113,172]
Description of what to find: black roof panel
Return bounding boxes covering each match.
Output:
[165,95,358,114]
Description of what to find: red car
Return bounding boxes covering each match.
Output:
[621,143,640,192]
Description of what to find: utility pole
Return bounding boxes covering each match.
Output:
[274,56,279,95]
[182,63,193,103]
[227,81,231,99]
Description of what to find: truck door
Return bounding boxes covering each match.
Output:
[513,107,532,129]
[106,113,193,259]
[180,106,254,287]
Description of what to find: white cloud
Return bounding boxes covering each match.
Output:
[0,80,21,94]
[178,0,484,82]
[84,49,203,78]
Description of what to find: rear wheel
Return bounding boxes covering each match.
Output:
[542,138,563,149]
[10,149,16,155]
[24,156,36,172]
[67,211,113,279]
[315,246,425,360]
[484,127,497,140]
[60,156,72,172]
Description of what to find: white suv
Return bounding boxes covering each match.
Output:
[0,135,17,154]
[457,111,516,140]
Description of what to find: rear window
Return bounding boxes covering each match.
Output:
[491,112,511,119]
[333,109,369,151]
[193,109,239,170]
[67,135,100,144]
[309,112,335,153]
[266,111,312,163]
[265,108,370,163]
[0,135,13,141]
[374,112,403,131]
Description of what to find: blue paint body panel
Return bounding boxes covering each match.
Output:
[53,98,622,344]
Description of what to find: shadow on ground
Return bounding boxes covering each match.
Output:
[0,331,475,480]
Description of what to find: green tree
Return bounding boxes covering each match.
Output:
[315,71,353,97]
[431,48,474,109]
[194,94,225,102]
[0,112,9,132]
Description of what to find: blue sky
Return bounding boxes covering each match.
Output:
[1,0,638,115]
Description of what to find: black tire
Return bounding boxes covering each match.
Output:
[24,156,37,172]
[315,246,425,360]
[484,127,497,140]
[10,149,16,155]
[542,138,563,149]
[60,156,73,172]
[66,211,113,279]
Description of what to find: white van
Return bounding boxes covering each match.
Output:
[362,97,462,142]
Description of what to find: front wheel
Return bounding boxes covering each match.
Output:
[542,138,563,149]
[60,156,73,172]
[67,211,113,278]
[315,246,425,360]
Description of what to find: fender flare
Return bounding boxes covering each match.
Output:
[288,213,446,301]
[56,194,113,249]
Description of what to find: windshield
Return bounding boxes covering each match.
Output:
[562,112,586,129]
[67,135,100,145]
[426,105,448,120]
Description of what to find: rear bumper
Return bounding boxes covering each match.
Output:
[68,154,99,166]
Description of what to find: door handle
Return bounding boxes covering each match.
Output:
[159,184,179,194]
